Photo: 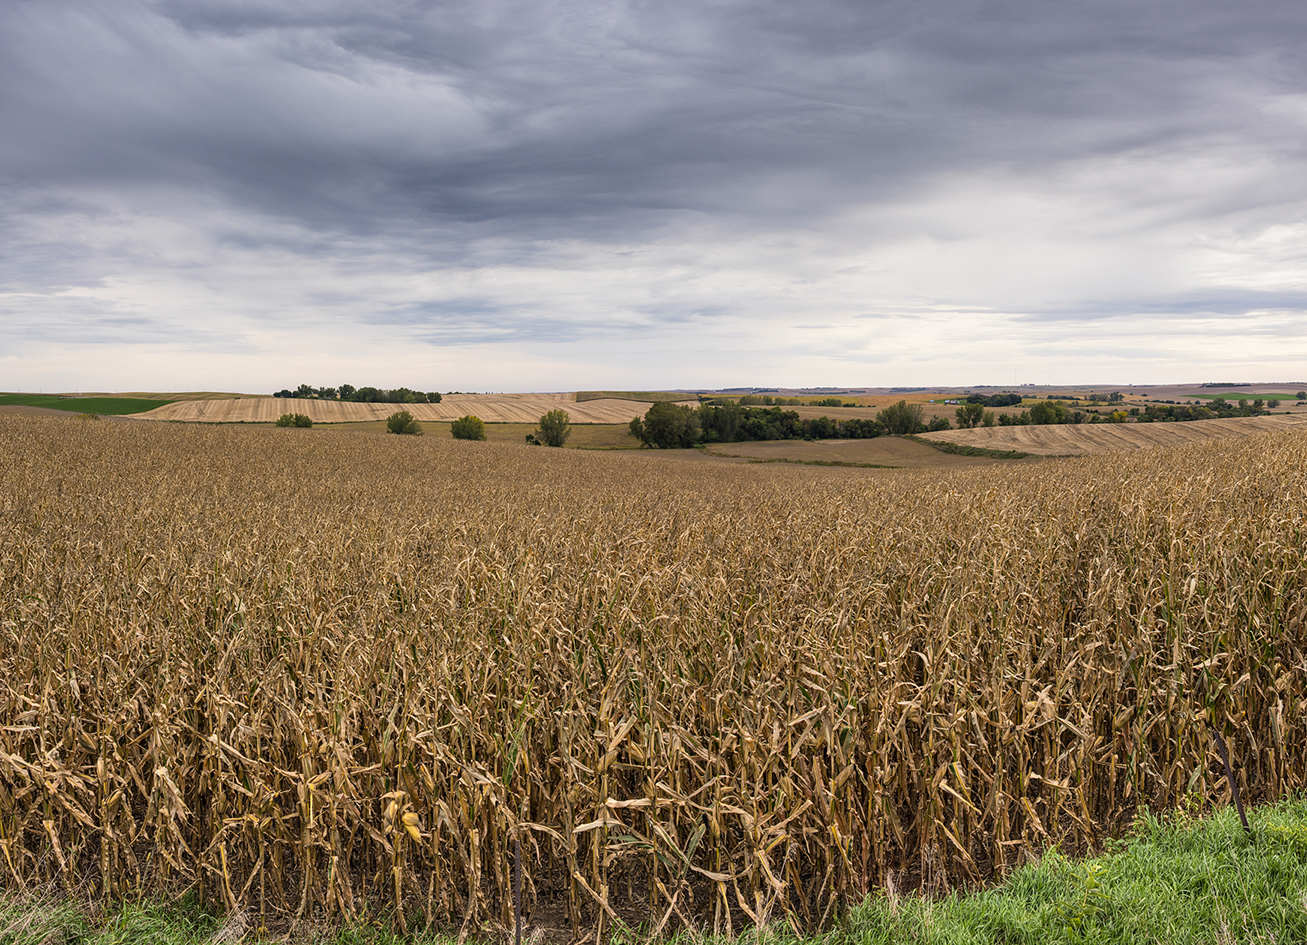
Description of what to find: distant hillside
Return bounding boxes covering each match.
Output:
[921,414,1307,455]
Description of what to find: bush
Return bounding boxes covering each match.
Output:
[387,411,423,436]
[535,409,572,447]
[450,415,485,440]
[276,413,312,428]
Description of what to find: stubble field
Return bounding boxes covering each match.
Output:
[3,416,1307,937]
[922,414,1307,455]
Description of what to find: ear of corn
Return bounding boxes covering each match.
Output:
[2,415,1305,931]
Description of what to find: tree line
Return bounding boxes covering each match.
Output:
[273,383,443,404]
[628,400,949,449]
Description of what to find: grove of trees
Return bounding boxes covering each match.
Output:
[629,400,948,449]
[275,384,443,404]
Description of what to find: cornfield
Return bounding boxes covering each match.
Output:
[2,415,1306,936]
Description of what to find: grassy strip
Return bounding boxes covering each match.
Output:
[836,800,1307,945]
[706,451,899,469]
[905,434,1033,460]
[0,393,174,415]
[6,801,1305,943]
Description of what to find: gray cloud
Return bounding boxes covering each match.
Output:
[4,0,1307,388]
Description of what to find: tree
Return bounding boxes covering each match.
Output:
[982,410,996,427]
[450,415,485,440]
[426,392,443,404]
[1297,392,1306,402]
[276,413,312,428]
[876,400,924,435]
[630,401,700,448]
[1029,401,1069,425]
[955,403,984,429]
[535,409,571,447]
[338,384,356,400]
[1267,398,1280,409]
[294,383,315,399]
[387,410,424,436]
[927,416,950,432]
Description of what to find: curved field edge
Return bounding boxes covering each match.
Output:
[124,394,665,424]
[4,416,1307,934]
[918,414,1307,455]
[5,801,1305,943]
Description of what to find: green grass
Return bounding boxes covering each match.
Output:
[0,393,174,415]
[6,801,1307,943]
[906,434,1035,460]
[836,800,1307,945]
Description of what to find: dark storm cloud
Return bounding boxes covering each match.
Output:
[5,0,1307,387]
[6,0,1306,247]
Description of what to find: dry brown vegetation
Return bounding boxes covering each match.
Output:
[3,416,1307,937]
[923,414,1307,455]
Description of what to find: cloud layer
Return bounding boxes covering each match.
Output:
[4,0,1307,391]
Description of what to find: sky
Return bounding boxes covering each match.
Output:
[4,0,1307,393]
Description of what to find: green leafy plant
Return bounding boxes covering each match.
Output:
[449,415,485,440]
[535,409,572,447]
[275,413,312,428]
[386,411,423,436]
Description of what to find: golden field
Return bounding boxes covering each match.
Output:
[126,393,695,425]
[2,415,1307,936]
[921,414,1307,455]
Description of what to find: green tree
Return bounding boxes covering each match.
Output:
[450,415,485,440]
[426,392,443,404]
[535,409,571,447]
[1297,391,1305,401]
[387,410,424,436]
[876,400,924,435]
[630,401,701,448]
[1029,401,1069,425]
[276,413,312,428]
[294,383,315,399]
[955,403,984,429]
[1267,398,1280,409]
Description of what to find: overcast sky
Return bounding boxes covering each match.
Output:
[4,0,1307,393]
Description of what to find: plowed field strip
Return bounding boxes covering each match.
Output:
[127,395,673,424]
[921,414,1307,455]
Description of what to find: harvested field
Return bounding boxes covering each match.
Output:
[921,414,1307,455]
[128,394,678,425]
[703,436,1028,467]
[4,416,1307,936]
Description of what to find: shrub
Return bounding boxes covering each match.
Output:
[450,415,486,440]
[276,413,312,428]
[386,411,423,436]
[535,409,571,447]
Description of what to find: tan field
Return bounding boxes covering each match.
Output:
[126,393,693,425]
[921,414,1307,455]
